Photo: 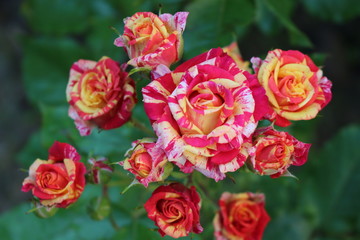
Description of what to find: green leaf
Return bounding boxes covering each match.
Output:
[21,0,90,36]
[255,0,282,35]
[184,0,255,59]
[261,0,313,47]
[301,125,360,232]
[40,104,81,148]
[22,37,87,105]
[265,214,311,240]
[0,186,116,240]
[302,0,360,23]
[128,67,151,76]
[16,130,45,167]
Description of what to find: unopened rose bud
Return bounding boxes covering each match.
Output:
[121,138,173,187]
[88,157,114,184]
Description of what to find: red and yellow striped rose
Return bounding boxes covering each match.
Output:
[66,56,136,136]
[144,183,203,238]
[249,126,311,178]
[251,49,332,127]
[21,141,86,208]
[213,192,270,240]
[121,138,173,187]
[114,12,188,69]
[143,48,266,181]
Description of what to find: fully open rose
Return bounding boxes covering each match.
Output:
[66,56,136,136]
[213,192,270,240]
[251,49,332,127]
[143,48,267,181]
[114,11,188,69]
[21,141,86,208]
[121,138,173,187]
[249,126,311,178]
[144,183,203,238]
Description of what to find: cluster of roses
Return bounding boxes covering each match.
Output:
[22,11,332,239]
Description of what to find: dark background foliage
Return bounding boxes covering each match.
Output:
[0,0,359,239]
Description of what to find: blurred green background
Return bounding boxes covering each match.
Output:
[1,0,360,239]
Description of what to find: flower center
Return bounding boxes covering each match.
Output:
[185,82,226,134]
[133,152,152,177]
[80,72,107,108]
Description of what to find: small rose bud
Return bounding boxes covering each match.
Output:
[88,157,114,184]
[121,138,173,187]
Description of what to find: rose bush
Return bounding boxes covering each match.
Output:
[21,141,86,208]
[213,192,270,240]
[251,49,332,127]
[144,183,203,238]
[114,11,188,69]
[249,126,311,178]
[66,56,137,136]
[121,138,173,187]
[143,48,268,181]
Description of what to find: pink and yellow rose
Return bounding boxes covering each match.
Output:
[214,192,270,240]
[114,11,188,69]
[121,138,173,187]
[143,48,266,181]
[249,126,311,178]
[251,49,332,127]
[144,183,203,238]
[66,56,137,136]
[21,141,86,208]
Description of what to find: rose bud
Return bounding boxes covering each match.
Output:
[144,183,203,238]
[143,48,268,181]
[213,192,270,240]
[223,42,251,72]
[114,11,189,69]
[121,138,173,187]
[249,126,311,178]
[251,49,332,127]
[87,157,113,184]
[66,56,137,136]
[22,141,86,208]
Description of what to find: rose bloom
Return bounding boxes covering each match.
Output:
[214,192,270,240]
[144,183,203,238]
[249,126,311,178]
[251,49,332,127]
[223,42,251,72]
[114,11,188,69]
[121,138,173,187]
[22,141,86,208]
[66,56,136,136]
[143,48,268,181]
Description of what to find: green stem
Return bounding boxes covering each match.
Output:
[102,184,120,231]
[130,118,156,137]
[191,173,218,210]
[109,213,121,231]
